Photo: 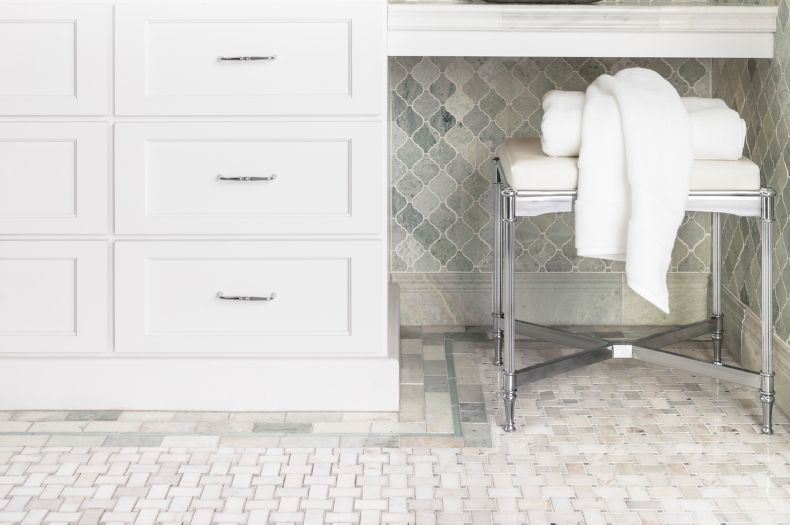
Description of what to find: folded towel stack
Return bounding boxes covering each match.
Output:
[541,90,746,161]
[537,72,748,313]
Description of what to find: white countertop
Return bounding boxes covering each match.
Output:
[387,0,779,58]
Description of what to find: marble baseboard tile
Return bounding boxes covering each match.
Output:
[622,272,709,325]
[394,272,709,326]
[722,287,746,363]
[722,286,790,416]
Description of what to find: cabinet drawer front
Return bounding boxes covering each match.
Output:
[0,123,108,234]
[115,2,384,115]
[0,4,108,115]
[115,122,382,235]
[115,241,385,355]
[0,242,108,353]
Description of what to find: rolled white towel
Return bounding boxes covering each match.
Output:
[540,91,585,157]
[682,96,728,112]
[540,90,746,160]
[689,107,747,161]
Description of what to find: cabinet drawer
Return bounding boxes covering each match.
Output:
[0,123,108,234]
[115,122,382,235]
[0,4,108,115]
[115,241,385,355]
[115,2,384,116]
[0,242,108,353]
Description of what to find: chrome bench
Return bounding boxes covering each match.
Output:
[492,138,776,434]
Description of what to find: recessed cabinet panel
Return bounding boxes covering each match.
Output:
[114,241,385,355]
[0,123,108,234]
[0,4,108,115]
[0,242,108,353]
[115,2,383,115]
[114,122,382,235]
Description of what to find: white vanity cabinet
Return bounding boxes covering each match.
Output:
[0,0,396,411]
[0,123,108,234]
[114,240,384,355]
[114,122,383,235]
[0,4,109,115]
[115,2,383,115]
[0,242,108,354]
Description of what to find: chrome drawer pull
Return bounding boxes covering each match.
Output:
[217,55,277,62]
[217,174,277,182]
[217,292,277,302]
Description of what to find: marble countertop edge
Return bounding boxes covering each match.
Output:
[388,2,779,33]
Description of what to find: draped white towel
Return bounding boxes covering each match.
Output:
[541,91,745,160]
[575,68,693,313]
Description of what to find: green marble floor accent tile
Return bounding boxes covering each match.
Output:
[456,385,485,404]
[423,360,448,376]
[445,337,464,437]
[459,403,487,424]
[64,410,121,422]
[311,422,372,434]
[400,354,425,384]
[103,433,165,447]
[422,333,446,345]
[455,367,483,385]
[339,436,400,448]
[252,423,312,433]
[422,345,446,360]
[400,325,423,339]
[424,376,449,392]
[399,384,426,423]
[400,338,423,355]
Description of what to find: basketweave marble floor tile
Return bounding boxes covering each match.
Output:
[2,326,790,524]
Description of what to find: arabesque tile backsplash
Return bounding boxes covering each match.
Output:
[714,0,790,345]
[390,57,713,274]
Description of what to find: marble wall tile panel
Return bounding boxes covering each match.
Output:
[713,0,790,344]
[391,57,713,274]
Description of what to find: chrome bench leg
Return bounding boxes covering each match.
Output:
[502,188,518,432]
[711,212,724,366]
[760,188,776,435]
[492,159,504,367]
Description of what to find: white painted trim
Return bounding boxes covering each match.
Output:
[388,4,778,33]
[388,30,775,58]
[387,3,778,58]
[0,355,400,411]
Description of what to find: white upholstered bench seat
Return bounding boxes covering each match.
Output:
[498,138,761,192]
